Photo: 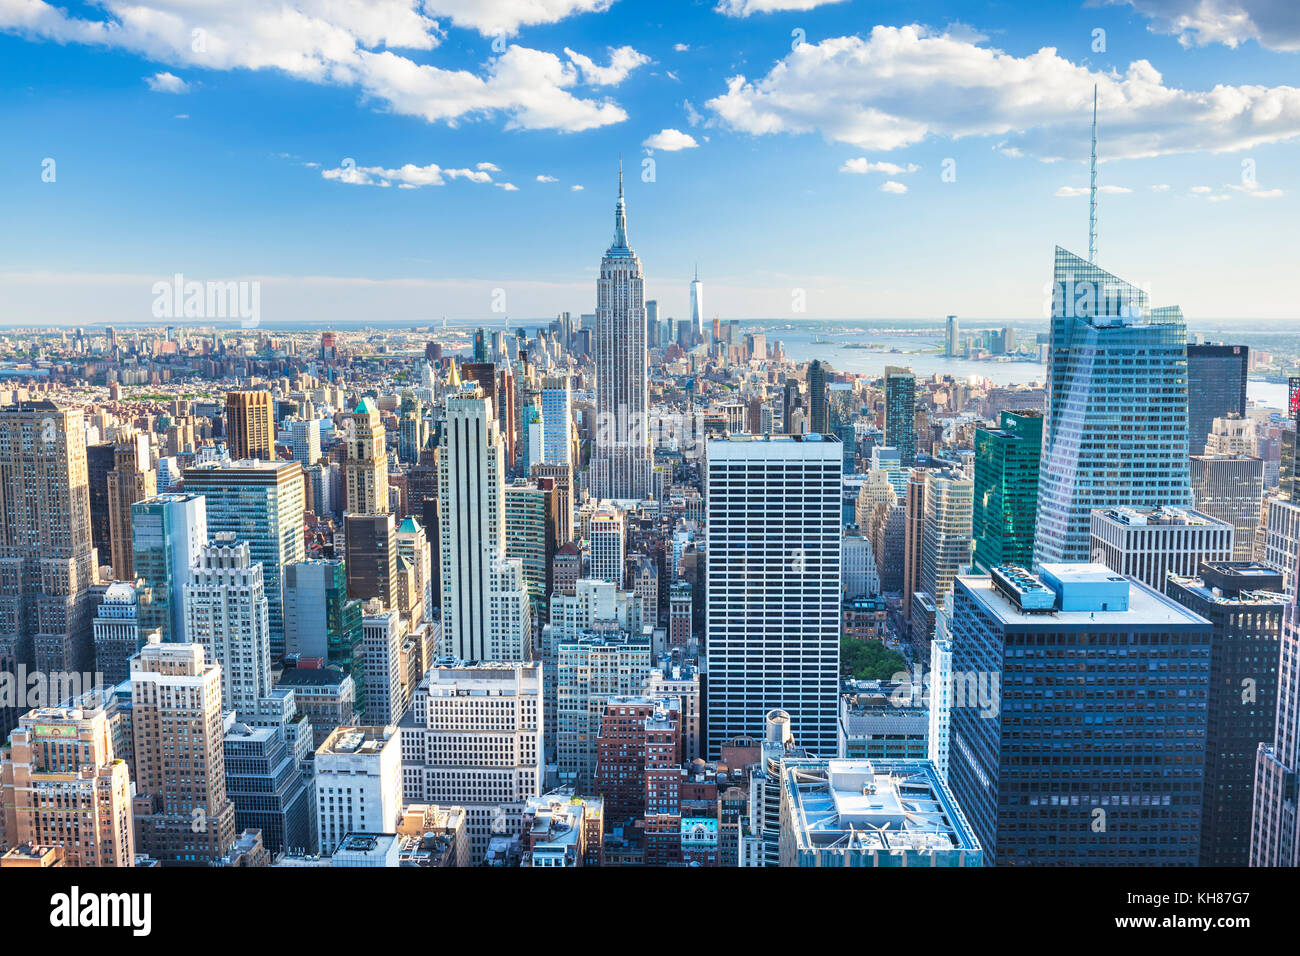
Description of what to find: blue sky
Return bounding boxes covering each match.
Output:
[2,0,1298,326]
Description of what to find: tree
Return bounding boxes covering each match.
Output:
[840,636,906,681]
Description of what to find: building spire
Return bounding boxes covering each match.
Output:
[1089,84,1098,264]
[610,157,629,252]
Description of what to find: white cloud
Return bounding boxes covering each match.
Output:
[674,43,690,52]
[477,162,500,172]
[1150,183,1171,190]
[879,180,907,193]
[706,24,1300,160]
[495,181,519,191]
[1108,0,1300,52]
[683,99,705,127]
[145,71,189,93]
[563,45,651,86]
[571,184,584,190]
[1055,184,1133,196]
[1228,180,1284,197]
[1190,185,1213,192]
[715,0,850,17]
[536,174,558,182]
[0,2,637,133]
[321,160,495,187]
[642,128,699,150]
[839,157,918,175]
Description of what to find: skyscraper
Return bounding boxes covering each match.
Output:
[344,512,398,610]
[1035,248,1192,565]
[884,366,916,466]
[540,374,573,468]
[184,534,272,717]
[690,265,704,340]
[439,384,531,661]
[1186,344,1248,456]
[183,460,306,659]
[1190,455,1264,563]
[919,467,974,613]
[705,434,841,758]
[973,410,1042,571]
[1253,605,1300,867]
[131,492,208,643]
[106,428,156,580]
[0,402,99,683]
[283,558,362,681]
[1089,506,1234,594]
[93,582,141,685]
[945,314,960,358]
[947,564,1210,866]
[225,390,274,461]
[345,397,390,515]
[590,166,654,502]
[807,360,828,435]
[588,505,625,584]
[290,417,321,467]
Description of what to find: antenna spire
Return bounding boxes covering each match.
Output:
[1089,84,1098,263]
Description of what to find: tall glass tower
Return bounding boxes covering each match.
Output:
[1034,247,1191,565]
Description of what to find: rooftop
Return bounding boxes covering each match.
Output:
[1094,505,1227,528]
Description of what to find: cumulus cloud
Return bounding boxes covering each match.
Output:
[0,2,640,133]
[642,128,699,150]
[879,180,907,193]
[1107,0,1300,52]
[706,24,1300,160]
[1150,183,1171,190]
[537,174,558,182]
[674,43,690,52]
[839,157,918,174]
[145,71,189,93]
[495,181,519,191]
[571,184,584,190]
[321,160,495,187]
[715,0,851,17]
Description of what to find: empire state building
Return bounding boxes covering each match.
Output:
[590,165,654,502]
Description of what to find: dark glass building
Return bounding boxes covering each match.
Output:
[808,360,828,435]
[884,366,916,466]
[1167,562,1287,867]
[1186,344,1248,456]
[972,410,1043,571]
[947,564,1211,866]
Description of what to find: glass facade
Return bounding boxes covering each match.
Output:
[973,410,1042,571]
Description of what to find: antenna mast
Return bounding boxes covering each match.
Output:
[1089,84,1098,263]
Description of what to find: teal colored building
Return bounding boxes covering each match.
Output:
[972,410,1043,571]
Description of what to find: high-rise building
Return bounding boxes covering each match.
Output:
[1191,455,1264,563]
[344,513,398,610]
[1261,495,1300,596]
[290,418,321,468]
[555,632,652,787]
[438,385,531,662]
[588,505,625,584]
[0,704,135,866]
[504,481,557,634]
[131,492,208,643]
[945,314,960,358]
[1187,344,1248,456]
[884,367,916,467]
[93,582,141,685]
[530,461,574,545]
[283,559,362,669]
[902,468,926,622]
[972,410,1042,571]
[1089,505,1235,594]
[185,534,272,717]
[690,265,704,340]
[225,390,274,461]
[1036,248,1192,564]
[106,429,156,579]
[1253,605,1300,867]
[0,402,99,685]
[314,725,402,856]
[705,435,841,758]
[919,467,974,617]
[345,397,389,515]
[183,460,306,659]
[401,662,543,862]
[947,564,1210,865]
[223,697,314,856]
[130,636,238,864]
[540,375,573,468]
[590,167,654,502]
[807,360,828,436]
[361,606,407,725]
[1167,563,1287,867]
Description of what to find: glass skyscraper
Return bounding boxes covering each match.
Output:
[1035,247,1192,565]
[884,366,916,467]
[1186,344,1248,456]
[973,410,1042,572]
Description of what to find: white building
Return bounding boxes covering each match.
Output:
[1262,495,1300,596]
[540,374,573,468]
[363,607,408,726]
[184,533,271,717]
[588,505,625,584]
[842,530,880,598]
[400,662,543,863]
[290,418,321,467]
[314,725,402,856]
[1090,506,1235,594]
[705,434,842,758]
[927,638,952,784]
[438,384,531,661]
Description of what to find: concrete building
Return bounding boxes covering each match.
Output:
[588,505,625,584]
[344,398,389,515]
[1090,506,1234,594]
[131,492,208,643]
[1253,606,1300,867]
[314,725,402,856]
[1191,455,1264,563]
[106,429,156,580]
[225,390,273,461]
[555,632,652,787]
[93,582,142,686]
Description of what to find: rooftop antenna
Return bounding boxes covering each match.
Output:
[1089,84,1098,263]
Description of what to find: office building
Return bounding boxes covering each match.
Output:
[945,314,959,358]
[224,716,313,856]
[590,168,654,502]
[530,461,574,545]
[361,607,407,725]
[345,397,389,515]
[106,429,156,580]
[588,505,625,584]
[555,632,653,787]
[540,375,573,467]
[884,367,916,467]
[504,481,558,635]
[344,513,398,610]
[705,435,841,758]
[1252,606,1300,867]
[778,758,981,867]
[184,534,272,717]
[400,662,543,863]
[314,725,402,856]
[1261,495,1300,596]
[1090,506,1234,594]
[0,705,135,866]
[225,390,274,461]
[131,493,208,643]
[1187,344,1248,456]
[972,410,1042,571]
[947,564,1211,865]
[808,360,828,435]
[283,559,362,674]
[690,265,704,339]
[130,637,238,865]
[92,582,141,685]
[1191,455,1264,563]
[183,459,306,659]
[919,467,974,617]
[290,417,321,468]
[1167,563,1287,866]
[838,684,928,761]
[1036,248,1192,564]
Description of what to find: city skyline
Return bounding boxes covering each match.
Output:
[2,1,1299,325]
